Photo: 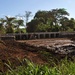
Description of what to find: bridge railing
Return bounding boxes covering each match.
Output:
[0,32,75,40]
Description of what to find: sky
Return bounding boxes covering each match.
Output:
[0,0,75,21]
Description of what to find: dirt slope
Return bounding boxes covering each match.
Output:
[0,40,45,72]
[0,38,74,72]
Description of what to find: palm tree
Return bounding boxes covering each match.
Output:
[4,16,16,33]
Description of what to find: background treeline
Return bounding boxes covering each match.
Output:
[0,8,75,34]
[0,16,25,34]
[27,8,75,32]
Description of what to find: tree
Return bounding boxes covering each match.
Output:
[0,18,6,34]
[4,16,16,33]
[14,19,24,33]
[68,18,75,29]
[51,8,69,26]
[36,23,50,32]
[23,11,32,27]
[28,10,52,32]
[27,8,69,32]
[34,10,49,24]
[60,17,69,31]
[26,19,39,32]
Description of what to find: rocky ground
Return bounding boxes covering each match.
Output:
[18,38,75,55]
[0,38,75,72]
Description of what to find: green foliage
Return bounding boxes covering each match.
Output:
[0,16,25,34]
[67,27,74,32]
[14,19,24,33]
[3,16,16,33]
[3,59,59,75]
[26,19,39,32]
[0,18,6,34]
[2,58,75,75]
[27,8,71,32]
[0,26,5,34]
[0,9,75,33]
[6,27,14,33]
[36,23,50,32]
[15,28,26,33]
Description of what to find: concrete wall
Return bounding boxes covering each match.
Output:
[1,32,75,40]
[0,36,15,40]
[14,32,61,40]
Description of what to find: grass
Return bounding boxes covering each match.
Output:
[0,50,75,75]
[0,58,75,75]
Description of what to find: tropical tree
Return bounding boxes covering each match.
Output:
[68,18,75,29]
[4,16,16,33]
[60,17,69,31]
[34,10,49,24]
[26,19,39,32]
[51,8,69,26]
[14,19,24,33]
[27,8,69,32]
[0,18,6,34]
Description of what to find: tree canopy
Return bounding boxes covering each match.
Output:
[27,8,75,32]
[0,8,75,34]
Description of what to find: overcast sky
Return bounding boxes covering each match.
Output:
[0,0,75,20]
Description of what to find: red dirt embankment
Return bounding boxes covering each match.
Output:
[0,40,46,72]
[0,38,74,72]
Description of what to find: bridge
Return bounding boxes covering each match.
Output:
[0,32,75,40]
